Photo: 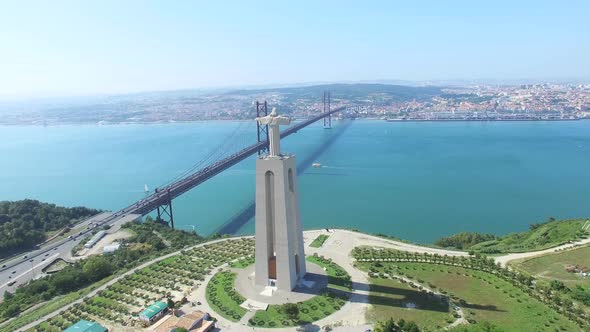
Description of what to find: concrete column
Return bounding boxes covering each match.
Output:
[254,155,306,291]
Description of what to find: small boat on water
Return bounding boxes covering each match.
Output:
[312,163,322,168]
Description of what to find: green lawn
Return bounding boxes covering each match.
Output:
[358,261,581,332]
[366,275,453,331]
[249,290,347,328]
[205,270,247,322]
[249,259,349,328]
[229,256,254,269]
[310,234,329,248]
[470,219,589,254]
[306,254,352,291]
[512,245,590,288]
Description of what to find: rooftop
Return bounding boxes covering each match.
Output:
[140,301,168,320]
[63,319,107,332]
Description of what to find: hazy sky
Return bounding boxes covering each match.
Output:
[1,0,589,95]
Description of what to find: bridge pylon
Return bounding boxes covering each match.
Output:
[256,101,270,155]
[156,189,174,229]
[323,91,332,129]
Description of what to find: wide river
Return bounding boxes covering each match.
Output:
[1,120,590,244]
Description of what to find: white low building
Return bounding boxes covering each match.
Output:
[103,242,121,254]
[84,230,106,249]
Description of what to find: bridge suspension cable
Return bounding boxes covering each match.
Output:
[157,120,251,188]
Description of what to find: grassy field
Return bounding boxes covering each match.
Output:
[358,262,581,332]
[512,245,590,288]
[306,255,352,291]
[310,234,329,248]
[366,275,453,331]
[205,270,247,322]
[470,218,589,254]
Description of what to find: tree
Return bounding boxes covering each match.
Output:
[550,280,568,292]
[83,256,113,281]
[167,297,175,309]
[282,303,299,320]
[3,304,20,318]
[3,291,14,301]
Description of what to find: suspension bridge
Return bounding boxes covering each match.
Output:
[0,93,350,293]
[126,100,344,228]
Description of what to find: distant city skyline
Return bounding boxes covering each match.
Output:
[1,0,589,96]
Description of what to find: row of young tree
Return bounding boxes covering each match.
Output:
[0,219,203,321]
[0,199,99,258]
[353,247,590,330]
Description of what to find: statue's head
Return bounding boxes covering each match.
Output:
[270,107,278,117]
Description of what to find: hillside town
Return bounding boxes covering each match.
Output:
[1,83,590,125]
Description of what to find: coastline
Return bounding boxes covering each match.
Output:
[1,116,588,127]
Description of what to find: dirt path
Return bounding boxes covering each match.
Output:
[494,237,590,267]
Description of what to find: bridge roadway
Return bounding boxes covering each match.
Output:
[130,106,345,216]
[0,107,343,293]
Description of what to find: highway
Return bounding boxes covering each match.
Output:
[0,213,140,295]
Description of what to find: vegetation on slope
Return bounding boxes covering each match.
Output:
[0,219,202,323]
[435,232,497,250]
[437,218,589,253]
[0,200,99,258]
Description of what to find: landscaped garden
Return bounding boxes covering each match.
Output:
[307,254,352,291]
[310,234,329,248]
[353,246,586,332]
[205,270,247,322]
[25,237,255,331]
[248,256,350,328]
[248,290,347,328]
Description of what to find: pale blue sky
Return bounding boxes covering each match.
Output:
[0,0,589,96]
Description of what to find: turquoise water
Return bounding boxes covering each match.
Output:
[1,120,590,243]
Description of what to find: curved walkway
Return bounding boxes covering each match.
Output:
[15,228,587,331]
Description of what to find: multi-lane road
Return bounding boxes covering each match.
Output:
[0,213,140,295]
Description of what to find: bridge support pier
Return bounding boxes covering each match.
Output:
[323,91,332,129]
[157,199,174,229]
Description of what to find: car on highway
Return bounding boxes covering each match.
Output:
[23,255,28,259]
[11,271,16,274]
[45,253,49,257]
[1,264,6,268]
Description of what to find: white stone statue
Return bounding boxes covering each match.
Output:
[256,107,291,157]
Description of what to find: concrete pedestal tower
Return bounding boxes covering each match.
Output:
[254,108,306,292]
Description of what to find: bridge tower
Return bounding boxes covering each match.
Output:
[156,189,174,229]
[323,91,332,129]
[256,101,270,155]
